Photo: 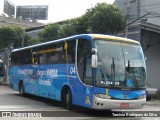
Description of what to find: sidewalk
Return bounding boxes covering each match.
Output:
[0,80,9,86]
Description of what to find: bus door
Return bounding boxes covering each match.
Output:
[66,40,84,105]
[83,57,93,108]
[77,39,93,108]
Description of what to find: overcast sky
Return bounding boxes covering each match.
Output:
[11,0,115,23]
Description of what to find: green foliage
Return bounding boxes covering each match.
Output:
[12,26,31,48]
[86,3,123,34]
[0,26,30,50]
[38,23,60,42]
[38,2,123,41]
[0,26,17,49]
[75,15,90,34]
[29,38,40,45]
[58,19,78,38]
[0,3,123,49]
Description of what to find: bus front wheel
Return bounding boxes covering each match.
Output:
[19,82,25,96]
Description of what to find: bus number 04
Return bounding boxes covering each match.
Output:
[70,67,76,75]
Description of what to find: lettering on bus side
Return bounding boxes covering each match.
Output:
[69,66,77,78]
[70,67,76,75]
[39,79,52,86]
[17,69,34,75]
[36,69,58,76]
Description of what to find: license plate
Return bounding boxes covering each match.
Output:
[120,103,129,108]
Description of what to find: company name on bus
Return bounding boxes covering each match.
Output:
[17,69,58,76]
[18,69,33,75]
[36,69,58,76]
[36,47,63,54]
[39,79,52,86]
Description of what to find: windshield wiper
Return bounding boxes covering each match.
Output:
[127,60,130,73]
[126,60,139,88]
[111,57,115,86]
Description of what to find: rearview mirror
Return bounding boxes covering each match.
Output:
[91,48,97,68]
[92,55,97,68]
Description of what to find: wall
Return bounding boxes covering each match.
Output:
[140,0,160,26]
[114,0,139,22]
[145,44,160,89]
[114,0,160,27]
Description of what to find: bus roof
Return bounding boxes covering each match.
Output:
[12,34,139,52]
[91,34,139,44]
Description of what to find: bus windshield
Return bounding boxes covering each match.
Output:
[95,40,146,89]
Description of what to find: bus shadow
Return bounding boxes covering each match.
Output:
[15,93,61,108]
[14,93,125,117]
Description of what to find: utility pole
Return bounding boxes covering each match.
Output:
[137,0,140,18]
[124,0,130,38]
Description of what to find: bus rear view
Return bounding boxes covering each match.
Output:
[92,36,146,109]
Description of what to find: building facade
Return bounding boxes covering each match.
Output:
[0,0,48,21]
[3,0,15,16]
[16,5,48,20]
[114,0,160,89]
[16,4,48,21]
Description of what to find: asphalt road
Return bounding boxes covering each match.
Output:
[0,85,160,120]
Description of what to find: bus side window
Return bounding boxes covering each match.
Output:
[67,40,76,64]
[23,49,32,64]
[54,52,62,63]
[47,54,54,64]
[77,39,92,85]
[40,54,47,64]
[11,52,22,65]
[11,49,32,65]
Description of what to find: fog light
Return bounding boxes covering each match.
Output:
[138,95,146,99]
[95,94,111,99]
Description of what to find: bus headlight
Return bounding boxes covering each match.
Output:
[137,95,146,100]
[95,94,111,99]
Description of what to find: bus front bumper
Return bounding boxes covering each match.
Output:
[92,95,146,109]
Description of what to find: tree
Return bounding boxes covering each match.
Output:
[29,38,40,45]
[85,3,123,35]
[12,26,30,48]
[75,15,90,34]
[37,3,123,42]
[0,26,16,50]
[58,19,78,38]
[60,3,123,35]
[0,26,29,50]
[38,23,60,42]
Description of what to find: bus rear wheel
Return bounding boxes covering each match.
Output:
[19,82,25,96]
[62,89,72,110]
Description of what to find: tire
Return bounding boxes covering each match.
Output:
[61,89,72,110]
[66,89,72,110]
[146,97,151,101]
[19,82,25,96]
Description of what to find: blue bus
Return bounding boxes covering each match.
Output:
[9,34,146,109]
